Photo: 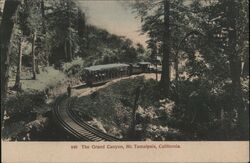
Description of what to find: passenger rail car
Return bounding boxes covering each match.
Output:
[83,62,152,86]
[83,63,131,86]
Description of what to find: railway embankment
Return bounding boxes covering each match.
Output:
[2,70,187,141]
[69,74,182,141]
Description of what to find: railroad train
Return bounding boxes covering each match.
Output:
[83,62,161,86]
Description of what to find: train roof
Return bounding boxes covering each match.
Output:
[84,63,129,71]
[138,62,151,65]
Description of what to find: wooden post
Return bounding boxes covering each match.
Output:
[131,86,142,139]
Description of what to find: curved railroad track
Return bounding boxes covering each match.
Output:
[52,95,121,141]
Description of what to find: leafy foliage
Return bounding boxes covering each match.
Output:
[132,0,249,140]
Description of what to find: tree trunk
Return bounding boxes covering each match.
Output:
[0,0,21,128]
[78,9,85,38]
[65,37,72,62]
[64,40,68,61]
[35,59,40,74]
[220,108,225,129]
[66,1,72,62]
[242,51,249,76]
[68,38,72,61]
[41,0,49,66]
[46,50,49,66]
[13,39,23,91]
[41,0,45,26]
[155,62,158,81]
[227,0,245,132]
[0,0,21,99]
[160,0,171,96]
[1,0,20,97]
[86,25,90,50]
[175,52,179,106]
[64,35,72,62]
[32,32,37,79]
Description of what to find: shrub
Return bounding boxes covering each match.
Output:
[3,91,46,116]
[62,57,86,78]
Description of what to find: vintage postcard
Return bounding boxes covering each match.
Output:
[1,0,249,162]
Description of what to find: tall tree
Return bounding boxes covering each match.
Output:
[0,0,21,99]
[221,0,248,131]
[132,0,192,96]
[19,0,44,79]
[45,0,79,63]
[31,31,37,79]
[192,0,249,132]
[160,0,171,95]
[147,38,158,80]
[13,37,23,90]
[40,0,49,66]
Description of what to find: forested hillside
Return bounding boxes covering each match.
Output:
[130,0,249,140]
[0,0,147,140]
[1,0,249,141]
[5,0,146,80]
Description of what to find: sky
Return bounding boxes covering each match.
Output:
[0,0,5,12]
[77,0,148,47]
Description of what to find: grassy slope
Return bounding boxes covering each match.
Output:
[9,66,68,91]
[2,66,78,140]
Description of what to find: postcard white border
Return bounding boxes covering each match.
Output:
[2,141,249,163]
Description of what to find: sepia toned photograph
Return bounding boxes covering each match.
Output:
[1,0,249,141]
[1,0,249,146]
